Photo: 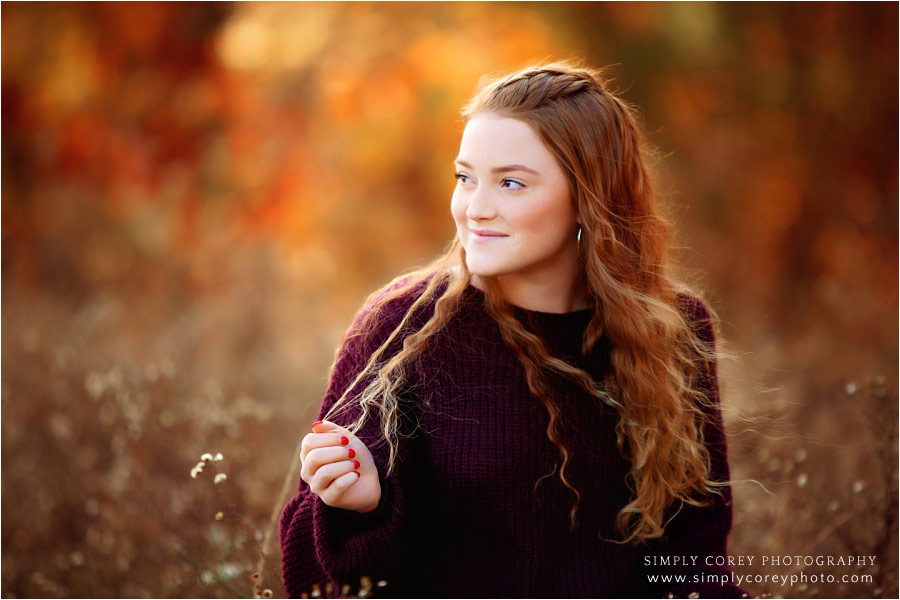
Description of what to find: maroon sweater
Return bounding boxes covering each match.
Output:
[280,276,747,598]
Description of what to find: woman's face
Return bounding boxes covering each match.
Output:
[451,113,579,282]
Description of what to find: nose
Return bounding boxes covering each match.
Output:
[465,185,497,222]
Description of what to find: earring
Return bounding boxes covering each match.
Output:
[577,226,582,244]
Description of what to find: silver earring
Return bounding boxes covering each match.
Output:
[577,226,582,244]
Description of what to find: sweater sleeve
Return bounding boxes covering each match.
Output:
[641,296,749,599]
[279,289,425,598]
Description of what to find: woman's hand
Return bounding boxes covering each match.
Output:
[300,420,382,513]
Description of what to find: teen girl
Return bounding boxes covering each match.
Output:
[280,62,746,599]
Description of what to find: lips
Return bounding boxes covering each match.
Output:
[470,228,508,238]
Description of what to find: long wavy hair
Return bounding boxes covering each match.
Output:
[322,61,726,543]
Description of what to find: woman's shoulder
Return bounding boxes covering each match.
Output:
[345,269,449,344]
[666,276,713,321]
[670,284,717,347]
[674,290,713,323]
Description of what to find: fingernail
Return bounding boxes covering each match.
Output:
[340,436,349,446]
[355,471,361,478]
[311,420,323,429]
[352,459,360,469]
[348,448,356,459]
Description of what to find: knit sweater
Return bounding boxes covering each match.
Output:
[280,274,747,599]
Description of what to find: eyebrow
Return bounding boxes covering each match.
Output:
[454,159,541,176]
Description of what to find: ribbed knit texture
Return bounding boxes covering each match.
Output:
[280,276,747,598]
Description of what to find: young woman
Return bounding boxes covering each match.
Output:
[280,62,747,598]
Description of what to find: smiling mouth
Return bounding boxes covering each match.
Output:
[470,229,508,238]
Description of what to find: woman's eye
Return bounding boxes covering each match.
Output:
[500,178,526,190]
[454,172,470,184]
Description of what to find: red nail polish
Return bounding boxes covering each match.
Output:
[352,459,360,469]
[354,471,361,478]
[340,436,349,446]
[348,448,356,459]
[311,420,322,428]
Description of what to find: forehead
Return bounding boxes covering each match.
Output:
[457,114,553,166]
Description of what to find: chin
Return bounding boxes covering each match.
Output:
[464,243,528,278]
[465,259,512,279]
[464,256,499,277]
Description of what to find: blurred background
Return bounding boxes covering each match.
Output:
[2,3,897,598]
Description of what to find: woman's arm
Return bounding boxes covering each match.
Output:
[641,296,748,599]
[279,290,424,598]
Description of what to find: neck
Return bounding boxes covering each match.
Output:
[470,270,591,314]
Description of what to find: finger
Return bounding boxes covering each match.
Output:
[300,432,350,463]
[300,446,359,483]
[320,471,361,507]
[309,459,358,497]
[311,419,353,438]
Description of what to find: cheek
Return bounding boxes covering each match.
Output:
[513,204,546,229]
[514,191,575,238]
[514,202,563,234]
[450,190,466,223]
